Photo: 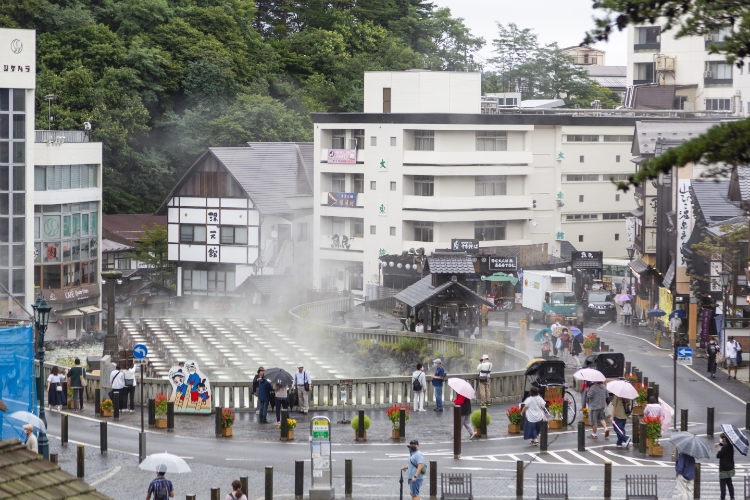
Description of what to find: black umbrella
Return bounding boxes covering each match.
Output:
[721,424,749,456]
[264,367,294,386]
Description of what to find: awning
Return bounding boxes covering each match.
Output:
[630,208,644,217]
[55,309,84,319]
[662,261,676,290]
[629,258,649,276]
[78,306,103,314]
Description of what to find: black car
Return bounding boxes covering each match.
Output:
[583,290,616,321]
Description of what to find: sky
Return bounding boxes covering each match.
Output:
[434,0,628,67]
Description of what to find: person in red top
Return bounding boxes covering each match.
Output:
[454,393,475,440]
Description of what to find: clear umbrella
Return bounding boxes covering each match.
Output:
[7,411,46,433]
[669,431,710,459]
[573,368,605,382]
[139,452,192,474]
[447,378,475,399]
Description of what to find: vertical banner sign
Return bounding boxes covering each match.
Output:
[310,417,334,498]
[677,179,692,268]
[626,217,636,246]
[700,308,712,349]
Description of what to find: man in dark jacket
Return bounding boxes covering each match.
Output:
[252,367,264,414]
[707,339,718,378]
[256,373,272,424]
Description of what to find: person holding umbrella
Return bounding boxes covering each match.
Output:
[670,431,710,500]
[707,338,719,378]
[606,381,633,448]
[146,464,174,500]
[621,301,633,327]
[715,433,736,500]
[22,424,37,453]
[448,378,475,439]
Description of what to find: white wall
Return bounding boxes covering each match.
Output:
[364,71,481,114]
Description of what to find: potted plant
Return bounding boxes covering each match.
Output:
[624,373,639,385]
[582,333,598,356]
[471,409,491,437]
[220,408,235,437]
[387,404,410,439]
[641,415,663,456]
[350,414,370,441]
[506,405,522,434]
[547,398,564,429]
[286,418,296,440]
[67,386,75,409]
[100,399,114,417]
[155,393,168,429]
[632,384,648,415]
[581,407,590,426]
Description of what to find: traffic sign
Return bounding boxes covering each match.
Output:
[677,346,693,366]
[133,344,148,359]
[134,358,148,365]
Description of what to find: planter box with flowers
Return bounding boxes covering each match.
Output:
[632,383,648,415]
[221,408,235,437]
[286,418,296,440]
[155,393,168,429]
[387,404,409,440]
[547,398,564,430]
[350,414,370,441]
[471,410,491,437]
[100,399,114,417]
[582,333,598,356]
[506,405,522,434]
[641,415,663,456]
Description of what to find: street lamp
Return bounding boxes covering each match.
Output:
[626,246,635,295]
[31,294,52,459]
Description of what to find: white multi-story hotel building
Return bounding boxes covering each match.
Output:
[627,24,748,113]
[311,71,642,293]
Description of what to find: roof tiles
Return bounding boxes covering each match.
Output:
[426,253,476,274]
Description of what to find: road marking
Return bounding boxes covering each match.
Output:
[507,454,521,462]
[528,453,547,463]
[600,321,612,329]
[680,363,747,405]
[597,329,670,351]
[46,434,138,457]
[226,458,260,461]
[547,451,572,464]
[89,466,121,486]
[605,451,643,466]
[565,450,596,465]
[587,449,620,465]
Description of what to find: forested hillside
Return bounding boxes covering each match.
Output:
[1,0,484,213]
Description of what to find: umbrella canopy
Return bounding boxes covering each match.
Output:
[447,378,475,399]
[669,431,710,459]
[264,367,294,386]
[606,380,638,399]
[721,424,749,456]
[573,368,605,382]
[534,328,551,342]
[7,411,46,434]
[647,308,666,317]
[669,309,687,319]
[570,327,583,342]
[481,272,519,285]
[614,294,633,305]
[139,452,192,474]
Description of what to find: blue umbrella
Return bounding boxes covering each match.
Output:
[534,328,551,342]
[669,431,710,459]
[647,308,666,317]
[570,326,583,343]
[669,309,687,319]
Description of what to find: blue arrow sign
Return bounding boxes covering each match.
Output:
[677,347,693,357]
[133,344,148,359]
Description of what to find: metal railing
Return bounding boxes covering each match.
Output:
[35,130,89,143]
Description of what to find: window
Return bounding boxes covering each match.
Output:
[475,220,506,241]
[602,212,630,219]
[353,219,364,237]
[350,272,363,291]
[566,174,598,181]
[603,135,634,142]
[413,130,434,151]
[383,88,391,113]
[370,181,376,190]
[616,155,621,162]
[414,221,433,242]
[475,175,507,195]
[390,181,396,191]
[183,269,236,293]
[331,130,346,149]
[180,225,207,243]
[352,129,365,149]
[634,62,655,82]
[370,225,376,235]
[707,27,732,44]
[475,131,507,151]
[34,165,98,191]
[579,195,584,202]
[331,217,345,236]
[390,137,397,147]
[579,235,584,242]
[390,226,396,236]
[706,98,732,111]
[636,26,660,46]
[370,136,377,147]
[220,226,248,245]
[353,174,364,194]
[580,156,584,163]
[566,214,598,220]
[331,173,346,192]
[673,95,687,110]
[609,174,629,181]
[615,233,620,241]
[566,135,599,142]
[414,176,434,196]
[706,61,733,80]
[616,194,620,201]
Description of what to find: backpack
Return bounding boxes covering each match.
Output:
[412,374,423,392]
[153,479,169,500]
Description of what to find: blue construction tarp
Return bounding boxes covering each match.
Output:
[0,325,35,440]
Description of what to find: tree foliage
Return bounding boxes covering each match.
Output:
[127,224,174,288]
[690,222,747,288]
[4,0,482,213]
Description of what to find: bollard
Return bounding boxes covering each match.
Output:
[639,423,647,454]
[94,388,101,417]
[635,370,642,383]
[540,420,548,453]
[681,409,688,431]
[694,463,701,499]
[148,398,155,427]
[504,311,509,327]
[294,461,303,499]
[747,402,750,431]
[265,466,273,500]
[429,460,437,500]
[281,409,289,441]
[604,461,612,499]
[167,401,175,432]
[345,458,353,499]
[399,408,406,441]
[139,432,146,464]
[77,445,84,479]
[647,386,654,400]
[654,383,659,400]
[100,422,107,455]
[61,414,68,446]
[480,407,488,437]
[643,376,648,389]
[113,391,120,421]
[632,415,640,447]
[215,406,222,437]
[516,460,523,499]
[241,477,248,498]
[707,407,714,437]
[186,496,196,500]
[625,361,631,374]
[50,453,57,464]
[577,421,585,452]
[210,488,220,500]
[453,405,461,458]
[562,399,568,428]
[357,409,365,441]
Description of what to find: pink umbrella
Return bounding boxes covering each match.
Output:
[660,400,672,434]
[447,378,475,399]
[573,368,606,382]
[606,380,638,399]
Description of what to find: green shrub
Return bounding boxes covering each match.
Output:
[395,337,425,355]
[350,414,371,430]
[471,409,491,428]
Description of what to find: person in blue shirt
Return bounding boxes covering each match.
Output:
[432,359,445,412]
[675,451,696,500]
[171,370,187,402]
[256,374,272,424]
[401,440,424,500]
[146,464,174,500]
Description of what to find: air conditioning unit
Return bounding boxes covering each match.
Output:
[704,71,713,78]
[655,56,674,71]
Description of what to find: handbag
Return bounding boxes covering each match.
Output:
[80,368,88,388]
[55,384,62,392]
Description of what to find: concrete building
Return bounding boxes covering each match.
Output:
[626,24,747,113]
[311,71,644,294]
[0,28,103,339]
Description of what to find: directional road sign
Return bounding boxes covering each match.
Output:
[677,346,693,366]
[133,344,148,359]
[134,358,148,365]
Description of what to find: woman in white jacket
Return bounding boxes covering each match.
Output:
[412,363,427,412]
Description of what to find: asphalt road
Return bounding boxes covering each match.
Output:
[45,317,748,483]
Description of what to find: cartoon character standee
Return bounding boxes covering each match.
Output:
[186,362,201,402]
[167,361,212,413]
[171,370,187,401]
[196,379,209,402]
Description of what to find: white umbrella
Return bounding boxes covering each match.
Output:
[447,378,475,399]
[139,452,192,474]
[7,411,46,433]
[573,368,605,382]
[606,380,638,399]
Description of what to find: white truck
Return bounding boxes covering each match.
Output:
[522,271,577,324]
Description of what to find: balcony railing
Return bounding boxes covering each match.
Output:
[35,130,89,143]
[704,78,733,86]
[634,42,660,51]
